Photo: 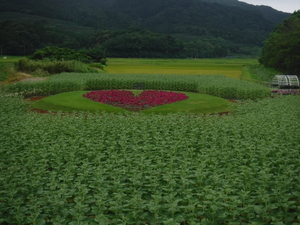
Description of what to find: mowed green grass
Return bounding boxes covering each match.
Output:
[31,91,232,114]
[105,58,259,78]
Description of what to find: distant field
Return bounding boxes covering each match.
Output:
[0,56,23,63]
[105,58,259,78]
[0,57,260,80]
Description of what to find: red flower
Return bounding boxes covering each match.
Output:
[83,90,189,111]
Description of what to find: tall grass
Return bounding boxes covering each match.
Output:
[196,75,270,99]
[241,65,278,82]
[17,58,99,76]
[1,73,271,99]
[0,63,17,82]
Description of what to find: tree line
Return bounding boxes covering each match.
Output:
[0,0,290,58]
[0,21,229,58]
[259,11,300,75]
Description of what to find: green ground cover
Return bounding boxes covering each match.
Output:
[31,91,232,114]
[105,58,259,78]
[1,94,299,224]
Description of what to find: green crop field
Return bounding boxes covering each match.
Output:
[0,92,299,224]
[105,58,259,78]
[0,57,262,82]
[2,73,270,100]
[1,59,299,224]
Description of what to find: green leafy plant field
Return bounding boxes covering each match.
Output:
[0,94,299,224]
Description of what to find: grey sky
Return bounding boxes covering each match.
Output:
[240,0,300,13]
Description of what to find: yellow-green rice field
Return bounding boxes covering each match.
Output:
[104,58,259,78]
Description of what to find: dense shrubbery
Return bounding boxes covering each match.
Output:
[27,46,91,62]
[17,58,100,76]
[80,47,107,65]
[27,46,107,64]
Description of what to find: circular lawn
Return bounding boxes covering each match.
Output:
[30,90,233,115]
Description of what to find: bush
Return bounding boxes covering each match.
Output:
[17,58,99,75]
[80,47,107,65]
[28,46,91,62]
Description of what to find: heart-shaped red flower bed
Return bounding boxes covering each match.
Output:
[83,90,189,112]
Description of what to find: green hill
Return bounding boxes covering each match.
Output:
[0,0,290,57]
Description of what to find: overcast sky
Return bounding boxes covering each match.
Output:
[240,0,300,13]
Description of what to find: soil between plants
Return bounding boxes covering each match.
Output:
[26,96,50,114]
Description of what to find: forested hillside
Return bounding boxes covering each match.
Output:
[0,0,290,57]
[259,11,300,74]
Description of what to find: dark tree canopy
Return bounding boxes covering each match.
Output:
[0,20,83,56]
[28,46,91,62]
[28,46,107,64]
[94,28,185,58]
[0,0,291,58]
[259,11,300,75]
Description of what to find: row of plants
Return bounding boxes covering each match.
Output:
[1,73,271,99]
[0,94,299,224]
[271,89,300,95]
[83,90,189,111]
